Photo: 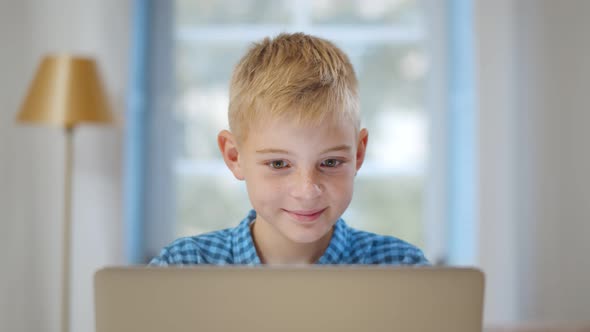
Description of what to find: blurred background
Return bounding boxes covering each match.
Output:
[1,0,589,331]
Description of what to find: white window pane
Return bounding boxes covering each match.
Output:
[175,41,245,160]
[177,174,250,236]
[312,0,423,25]
[344,176,424,247]
[175,0,292,25]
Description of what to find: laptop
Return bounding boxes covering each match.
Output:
[94,266,484,332]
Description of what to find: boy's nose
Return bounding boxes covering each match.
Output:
[289,170,323,200]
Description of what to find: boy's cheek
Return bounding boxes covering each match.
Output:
[244,170,281,188]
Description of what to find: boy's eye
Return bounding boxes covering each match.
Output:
[321,159,342,168]
[269,160,289,169]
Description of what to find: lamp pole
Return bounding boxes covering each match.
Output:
[61,126,74,332]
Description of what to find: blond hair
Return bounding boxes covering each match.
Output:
[228,32,360,142]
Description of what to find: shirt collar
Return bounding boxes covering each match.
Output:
[231,210,261,265]
[317,217,350,264]
[231,210,350,265]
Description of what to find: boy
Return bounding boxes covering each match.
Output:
[150,33,428,266]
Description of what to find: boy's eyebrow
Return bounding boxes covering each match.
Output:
[320,145,352,154]
[255,145,352,155]
[256,148,291,154]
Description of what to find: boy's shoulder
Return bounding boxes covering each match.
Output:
[343,225,429,265]
[149,227,235,265]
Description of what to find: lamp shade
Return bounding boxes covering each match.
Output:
[17,55,115,128]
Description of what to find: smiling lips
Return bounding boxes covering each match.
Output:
[284,208,327,223]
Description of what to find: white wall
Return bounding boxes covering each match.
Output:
[0,1,130,332]
[0,2,31,330]
[476,0,519,324]
[513,0,590,321]
[477,0,590,325]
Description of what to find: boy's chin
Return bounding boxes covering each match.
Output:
[282,224,333,245]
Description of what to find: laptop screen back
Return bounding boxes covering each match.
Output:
[94,266,484,332]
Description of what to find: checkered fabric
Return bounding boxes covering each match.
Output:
[149,210,429,265]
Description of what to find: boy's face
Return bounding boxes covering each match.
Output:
[219,117,368,245]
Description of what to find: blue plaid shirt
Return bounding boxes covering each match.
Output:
[150,210,429,265]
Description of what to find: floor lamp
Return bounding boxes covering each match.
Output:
[16,55,115,332]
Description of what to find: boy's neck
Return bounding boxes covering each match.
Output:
[250,218,333,265]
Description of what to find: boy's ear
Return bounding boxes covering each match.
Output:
[218,130,245,180]
[355,128,369,172]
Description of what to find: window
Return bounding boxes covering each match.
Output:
[130,0,462,263]
[175,0,429,240]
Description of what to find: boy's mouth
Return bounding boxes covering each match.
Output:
[283,208,327,223]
